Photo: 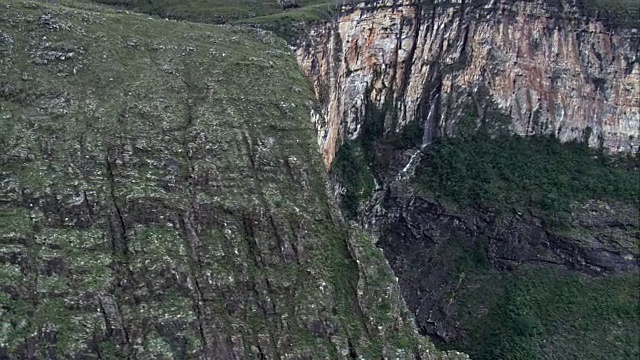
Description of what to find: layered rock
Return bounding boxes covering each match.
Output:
[296,0,640,167]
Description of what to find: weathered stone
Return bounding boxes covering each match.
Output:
[296,0,640,167]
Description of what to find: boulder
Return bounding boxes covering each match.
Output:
[278,0,300,10]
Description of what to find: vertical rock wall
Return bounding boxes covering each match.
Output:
[297,0,640,167]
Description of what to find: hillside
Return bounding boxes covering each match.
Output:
[0,1,467,358]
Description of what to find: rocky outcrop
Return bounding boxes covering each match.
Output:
[296,0,640,167]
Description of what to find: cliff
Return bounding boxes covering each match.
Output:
[0,2,468,359]
[296,0,640,167]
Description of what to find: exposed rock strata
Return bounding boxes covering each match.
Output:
[294,0,640,349]
[296,0,640,167]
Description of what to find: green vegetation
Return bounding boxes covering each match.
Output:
[330,94,391,218]
[80,0,640,31]
[415,133,639,225]
[441,266,640,360]
[57,0,337,42]
[415,129,639,359]
[65,0,639,46]
[236,2,336,42]
[84,0,337,40]
[390,120,423,150]
[579,0,640,27]
[331,141,376,218]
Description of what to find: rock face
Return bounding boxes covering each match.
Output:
[367,181,639,342]
[296,0,640,167]
[0,2,468,359]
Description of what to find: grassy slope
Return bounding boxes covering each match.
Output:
[75,0,337,41]
[0,1,464,358]
[63,0,640,44]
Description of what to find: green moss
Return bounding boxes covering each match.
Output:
[0,208,32,236]
[142,331,174,358]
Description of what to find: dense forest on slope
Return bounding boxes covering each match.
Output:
[442,267,639,359]
[415,134,639,225]
[330,132,639,359]
[324,76,639,357]
[327,63,639,360]
[389,136,638,359]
